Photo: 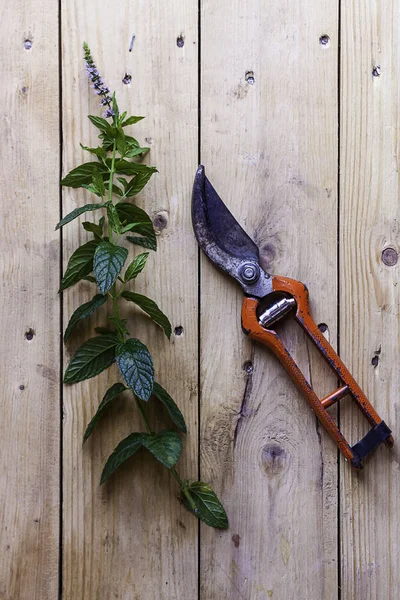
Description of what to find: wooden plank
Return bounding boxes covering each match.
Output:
[200,1,339,598]
[340,1,400,597]
[61,1,199,598]
[0,2,60,598]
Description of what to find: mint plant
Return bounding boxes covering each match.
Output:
[59,43,228,529]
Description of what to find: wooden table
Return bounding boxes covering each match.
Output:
[1,0,399,598]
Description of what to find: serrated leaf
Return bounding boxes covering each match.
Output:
[121,115,145,127]
[83,383,127,443]
[92,170,105,197]
[116,127,126,155]
[108,316,130,339]
[124,147,150,159]
[152,382,186,433]
[182,482,228,529]
[64,294,107,342]
[114,160,157,176]
[117,177,129,190]
[111,92,119,120]
[124,170,155,196]
[107,202,122,234]
[122,291,171,338]
[95,326,114,335]
[124,252,149,282]
[63,334,119,384]
[115,338,154,401]
[61,162,108,188]
[126,235,157,251]
[116,203,156,247]
[82,221,103,239]
[60,240,99,291]
[105,182,124,197]
[88,115,113,133]
[93,241,128,294]
[56,203,106,230]
[80,143,107,159]
[142,430,182,469]
[100,432,144,484]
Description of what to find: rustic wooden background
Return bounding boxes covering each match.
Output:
[1,0,399,598]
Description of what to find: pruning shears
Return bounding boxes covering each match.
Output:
[192,165,393,470]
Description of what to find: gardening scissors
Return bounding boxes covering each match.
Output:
[192,165,393,469]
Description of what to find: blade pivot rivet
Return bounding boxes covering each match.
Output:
[240,263,260,283]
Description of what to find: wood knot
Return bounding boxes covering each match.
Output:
[152,211,168,233]
[261,444,289,477]
[259,242,277,269]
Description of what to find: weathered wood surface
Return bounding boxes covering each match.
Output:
[340,1,400,598]
[1,0,400,598]
[0,1,60,598]
[61,1,199,599]
[200,1,339,598]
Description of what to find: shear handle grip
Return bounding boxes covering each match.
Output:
[241,276,393,467]
[271,275,393,443]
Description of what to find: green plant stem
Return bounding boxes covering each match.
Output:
[134,396,152,434]
[171,468,197,512]
[133,394,197,511]
[107,138,117,242]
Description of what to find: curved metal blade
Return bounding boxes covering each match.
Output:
[192,165,272,298]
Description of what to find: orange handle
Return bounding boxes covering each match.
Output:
[241,276,393,468]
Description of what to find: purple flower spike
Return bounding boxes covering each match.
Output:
[83,42,114,119]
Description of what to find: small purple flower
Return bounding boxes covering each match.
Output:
[83,42,113,117]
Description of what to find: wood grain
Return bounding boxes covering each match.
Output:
[0,1,60,598]
[200,1,339,598]
[340,0,400,597]
[61,1,199,598]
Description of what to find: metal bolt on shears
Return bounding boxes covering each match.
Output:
[192,165,393,470]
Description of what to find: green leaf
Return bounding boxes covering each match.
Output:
[82,275,97,283]
[115,338,154,401]
[63,334,119,384]
[100,432,144,484]
[92,170,105,197]
[117,177,129,190]
[124,170,155,196]
[95,326,114,335]
[80,143,107,159]
[116,203,156,247]
[152,382,186,433]
[114,160,157,176]
[64,294,107,342]
[121,115,145,127]
[108,316,130,339]
[82,221,103,240]
[88,115,113,133]
[116,127,126,155]
[107,202,122,234]
[83,382,127,443]
[124,147,150,159]
[60,240,99,291]
[122,291,171,338]
[105,182,124,197]
[126,235,157,252]
[142,430,182,469]
[124,252,149,282]
[55,203,106,230]
[111,92,119,120]
[93,241,128,294]
[182,482,228,529]
[61,162,108,188]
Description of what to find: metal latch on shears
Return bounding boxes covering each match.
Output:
[192,165,393,470]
